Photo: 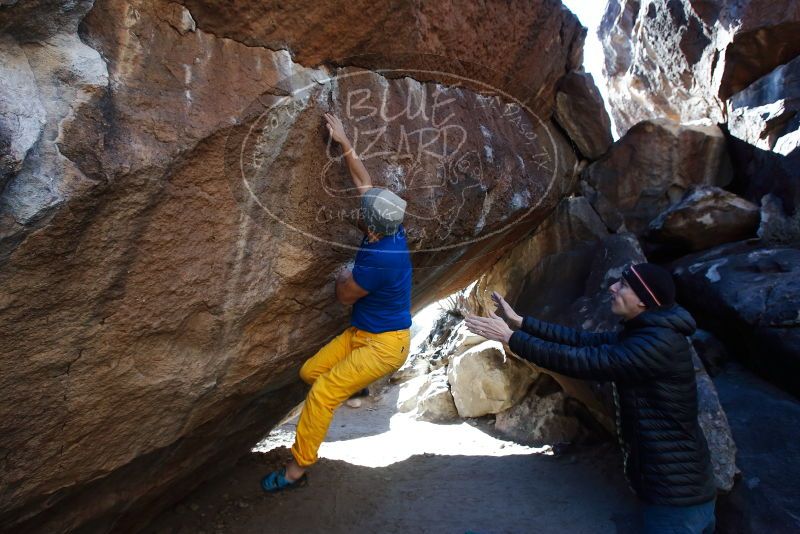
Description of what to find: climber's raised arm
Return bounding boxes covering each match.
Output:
[325,113,373,196]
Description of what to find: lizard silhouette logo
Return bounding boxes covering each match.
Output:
[225,54,563,257]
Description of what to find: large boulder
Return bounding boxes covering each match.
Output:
[599,0,800,134]
[726,56,800,214]
[691,329,730,377]
[692,352,738,492]
[0,1,588,531]
[757,193,800,244]
[646,186,760,253]
[0,35,46,193]
[672,241,800,396]
[715,364,800,533]
[554,71,614,160]
[582,119,732,235]
[495,389,583,446]
[467,195,610,314]
[396,368,458,423]
[447,341,536,418]
[728,55,800,157]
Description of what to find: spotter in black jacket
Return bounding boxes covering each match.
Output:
[508,305,717,506]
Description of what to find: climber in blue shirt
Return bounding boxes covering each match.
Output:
[260,113,412,492]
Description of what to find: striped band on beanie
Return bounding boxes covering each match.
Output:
[622,263,676,309]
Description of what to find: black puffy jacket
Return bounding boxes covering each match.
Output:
[508,305,717,506]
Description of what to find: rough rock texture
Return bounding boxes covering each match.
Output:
[391,355,431,385]
[468,196,610,314]
[646,186,759,252]
[447,341,536,418]
[397,375,430,412]
[554,71,614,160]
[692,352,738,492]
[672,241,800,396]
[415,372,459,423]
[691,329,730,377]
[0,34,45,193]
[0,0,107,231]
[728,55,800,157]
[0,0,590,532]
[396,368,458,423]
[495,389,583,446]
[724,43,800,218]
[727,131,800,216]
[757,194,800,243]
[179,0,587,114]
[582,119,732,235]
[715,364,800,534]
[599,0,800,134]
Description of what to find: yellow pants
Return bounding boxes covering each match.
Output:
[290,326,410,467]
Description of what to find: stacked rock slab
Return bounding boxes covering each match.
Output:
[581,119,732,236]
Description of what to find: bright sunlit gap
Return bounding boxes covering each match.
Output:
[253,284,551,468]
[560,0,619,139]
[254,397,549,469]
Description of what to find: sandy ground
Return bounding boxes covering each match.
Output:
[145,383,638,534]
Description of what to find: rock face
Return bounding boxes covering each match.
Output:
[554,71,614,160]
[726,55,800,215]
[0,35,45,193]
[447,341,536,418]
[0,1,591,532]
[646,186,760,252]
[415,372,460,423]
[691,329,730,377]
[693,352,738,492]
[582,119,732,235]
[495,389,583,446]
[714,364,800,533]
[397,369,458,423]
[757,194,800,243]
[0,0,107,233]
[728,55,800,157]
[672,242,800,396]
[599,0,800,134]
[467,196,610,315]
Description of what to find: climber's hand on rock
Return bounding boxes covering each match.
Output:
[465,311,514,344]
[325,113,350,147]
[491,291,523,329]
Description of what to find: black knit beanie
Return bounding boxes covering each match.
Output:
[622,263,676,309]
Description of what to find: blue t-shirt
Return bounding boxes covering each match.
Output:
[351,225,412,333]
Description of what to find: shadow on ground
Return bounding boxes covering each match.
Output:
[145,444,638,534]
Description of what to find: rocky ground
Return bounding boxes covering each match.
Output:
[145,382,638,534]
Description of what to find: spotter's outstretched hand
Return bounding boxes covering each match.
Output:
[465,310,514,344]
[491,291,523,329]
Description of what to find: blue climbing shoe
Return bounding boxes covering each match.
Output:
[260,468,307,493]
